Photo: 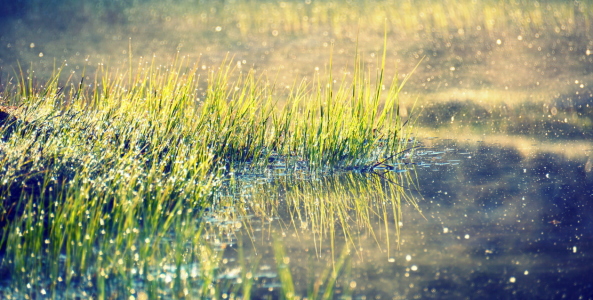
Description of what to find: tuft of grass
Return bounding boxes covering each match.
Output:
[0,43,416,298]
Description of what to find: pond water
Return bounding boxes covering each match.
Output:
[2,0,593,299]
[203,138,593,299]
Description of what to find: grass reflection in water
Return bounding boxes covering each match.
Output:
[0,46,418,298]
[206,169,419,299]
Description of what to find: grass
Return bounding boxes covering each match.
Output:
[0,42,415,297]
[3,0,592,298]
[4,0,592,146]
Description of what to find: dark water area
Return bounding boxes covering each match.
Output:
[203,138,593,300]
[397,139,593,299]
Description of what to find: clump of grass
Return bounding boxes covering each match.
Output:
[0,44,414,298]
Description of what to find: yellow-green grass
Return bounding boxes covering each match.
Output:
[4,0,592,146]
[0,47,413,297]
[4,0,592,88]
[3,0,591,296]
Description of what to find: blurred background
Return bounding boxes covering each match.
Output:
[1,1,592,298]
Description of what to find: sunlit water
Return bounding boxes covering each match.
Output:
[204,137,593,299]
[2,0,593,299]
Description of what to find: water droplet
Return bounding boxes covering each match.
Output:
[405,255,412,261]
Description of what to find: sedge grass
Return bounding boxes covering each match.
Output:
[0,43,415,298]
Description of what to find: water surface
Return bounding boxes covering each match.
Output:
[1,1,593,299]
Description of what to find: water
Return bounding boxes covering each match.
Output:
[2,0,593,299]
[211,138,593,299]
[390,139,593,299]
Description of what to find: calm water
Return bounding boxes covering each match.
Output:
[2,0,593,299]
[209,138,593,299]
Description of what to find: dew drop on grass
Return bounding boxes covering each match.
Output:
[405,254,412,261]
